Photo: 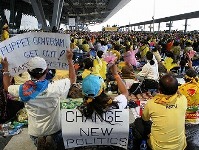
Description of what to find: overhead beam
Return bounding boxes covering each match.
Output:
[120,10,199,28]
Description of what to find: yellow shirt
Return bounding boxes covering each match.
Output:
[14,72,31,85]
[93,58,107,80]
[1,30,9,41]
[70,43,76,50]
[53,70,69,81]
[140,45,149,58]
[78,39,83,46]
[82,69,91,79]
[179,80,199,124]
[142,93,187,150]
[82,44,90,52]
[179,81,199,106]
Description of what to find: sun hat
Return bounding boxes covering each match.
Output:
[82,74,104,98]
[28,57,47,73]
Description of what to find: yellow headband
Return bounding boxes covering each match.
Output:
[86,97,93,104]
[184,75,198,83]
[107,99,113,105]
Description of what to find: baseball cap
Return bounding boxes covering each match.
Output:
[28,57,47,73]
[82,75,104,98]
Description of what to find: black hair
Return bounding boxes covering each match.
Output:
[101,41,106,46]
[46,69,56,81]
[28,68,48,79]
[83,58,93,69]
[82,40,88,44]
[97,51,104,58]
[78,92,119,122]
[173,41,180,46]
[151,46,158,52]
[185,41,192,47]
[159,74,178,95]
[125,45,132,52]
[146,51,155,65]
[184,69,198,82]
[52,26,58,33]
[71,38,74,43]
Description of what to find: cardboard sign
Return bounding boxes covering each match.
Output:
[61,109,129,149]
[0,32,70,76]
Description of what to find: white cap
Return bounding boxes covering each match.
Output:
[28,57,47,73]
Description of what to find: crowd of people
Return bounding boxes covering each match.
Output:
[1,23,199,150]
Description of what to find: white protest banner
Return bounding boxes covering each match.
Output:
[61,109,129,149]
[0,32,70,76]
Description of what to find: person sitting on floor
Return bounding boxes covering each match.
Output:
[78,64,128,120]
[93,51,107,80]
[142,74,187,150]
[82,57,94,79]
[136,51,159,90]
[1,49,76,150]
[179,69,199,124]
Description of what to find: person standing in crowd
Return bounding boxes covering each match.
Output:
[1,49,76,150]
[142,74,187,150]
[1,23,9,41]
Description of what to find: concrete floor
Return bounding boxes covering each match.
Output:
[3,128,36,150]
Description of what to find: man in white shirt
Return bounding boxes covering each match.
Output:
[1,49,76,150]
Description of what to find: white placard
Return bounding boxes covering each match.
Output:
[0,32,70,76]
[61,109,129,149]
[69,18,76,27]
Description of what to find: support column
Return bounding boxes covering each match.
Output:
[15,11,22,29]
[150,24,152,32]
[184,19,188,34]
[0,0,7,29]
[158,22,160,31]
[9,0,16,29]
[30,0,48,30]
[51,0,64,29]
[134,26,135,31]
[169,21,172,33]
[144,24,145,31]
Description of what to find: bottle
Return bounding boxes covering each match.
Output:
[140,140,147,150]
[107,82,112,94]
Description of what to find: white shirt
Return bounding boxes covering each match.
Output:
[113,94,128,109]
[8,78,71,136]
[137,58,159,81]
[99,45,108,53]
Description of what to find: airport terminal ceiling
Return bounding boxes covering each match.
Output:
[1,0,129,25]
